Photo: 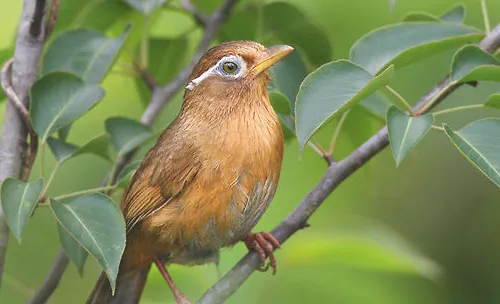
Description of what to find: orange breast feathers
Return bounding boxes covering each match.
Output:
[119,90,284,270]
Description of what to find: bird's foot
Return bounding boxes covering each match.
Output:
[243,232,281,274]
[175,295,192,304]
[152,256,192,304]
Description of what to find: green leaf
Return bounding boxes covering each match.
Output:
[105,117,152,156]
[58,124,71,141]
[386,107,433,166]
[30,72,105,142]
[444,119,500,187]
[269,91,291,114]
[278,114,296,141]
[58,223,87,275]
[281,218,440,279]
[50,194,125,293]
[147,37,188,85]
[219,6,258,41]
[269,50,308,116]
[263,2,332,65]
[440,4,465,23]
[0,48,13,102]
[451,45,500,82]
[116,160,142,188]
[56,0,132,34]
[1,178,44,242]
[295,61,394,149]
[403,12,440,22]
[125,0,166,14]
[350,22,482,74]
[484,93,500,109]
[47,134,111,163]
[43,26,131,84]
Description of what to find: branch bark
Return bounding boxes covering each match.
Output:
[0,0,49,285]
[197,24,500,304]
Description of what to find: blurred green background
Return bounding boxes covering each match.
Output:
[1,0,500,303]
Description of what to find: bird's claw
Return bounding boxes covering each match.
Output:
[243,232,281,274]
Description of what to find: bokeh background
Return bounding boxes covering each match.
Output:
[1,0,500,303]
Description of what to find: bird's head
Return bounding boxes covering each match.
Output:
[183,41,293,111]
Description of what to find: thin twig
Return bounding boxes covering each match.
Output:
[0,0,50,287]
[1,60,31,130]
[197,24,500,304]
[481,0,491,34]
[181,0,210,26]
[28,251,69,304]
[328,110,350,155]
[45,0,60,40]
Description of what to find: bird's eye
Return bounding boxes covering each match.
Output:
[222,61,238,74]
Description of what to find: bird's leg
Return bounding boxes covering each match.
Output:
[243,232,281,274]
[152,256,192,304]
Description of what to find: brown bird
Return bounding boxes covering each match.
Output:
[87,40,293,304]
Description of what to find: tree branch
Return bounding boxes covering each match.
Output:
[0,0,49,286]
[181,0,210,27]
[198,23,500,304]
[28,251,69,304]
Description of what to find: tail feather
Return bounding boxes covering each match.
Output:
[86,269,150,304]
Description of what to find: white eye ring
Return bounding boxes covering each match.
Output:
[186,55,247,90]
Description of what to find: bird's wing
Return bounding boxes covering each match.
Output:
[121,137,200,233]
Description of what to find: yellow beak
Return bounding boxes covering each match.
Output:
[252,45,294,75]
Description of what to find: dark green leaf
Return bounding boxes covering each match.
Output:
[444,119,500,187]
[105,117,152,156]
[279,114,296,141]
[263,2,332,65]
[116,160,142,188]
[58,124,72,141]
[43,26,131,83]
[295,62,394,149]
[47,138,78,163]
[48,134,111,163]
[125,0,166,14]
[350,22,482,74]
[269,50,308,116]
[50,194,125,293]
[440,4,465,23]
[387,107,433,166]
[269,91,291,114]
[403,12,440,22]
[451,45,500,82]
[219,6,258,41]
[30,72,105,142]
[58,223,87,275]
[56,0,131,34]
[485,93,500,109]
[1,178,44,242]
[147,37,188,85]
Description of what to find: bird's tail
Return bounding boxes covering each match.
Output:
[86,268,150,304]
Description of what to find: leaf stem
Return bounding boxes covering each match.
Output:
[416,81,456,115]
[385,86,414,116]
[328,111,350,155]
[106,161,119,188]
[39,143,46,179]
[431,125,445,132]
[42,162,60,197]
[52,186,116,201]
[481,0,491,34]
[308,138,334,165]
[432,104,484,116]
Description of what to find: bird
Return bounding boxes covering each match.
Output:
[87,40,293,304]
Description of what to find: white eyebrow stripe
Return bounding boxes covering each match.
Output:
[186,65,218,90]
[185,55,246,90]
